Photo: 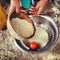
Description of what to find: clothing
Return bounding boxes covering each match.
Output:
[20,0,42,9]
[20,0,31,9]
[20,0,52,9]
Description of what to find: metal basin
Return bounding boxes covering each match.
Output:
[7,14,59,53]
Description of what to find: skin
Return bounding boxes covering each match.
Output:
[8,0,20,17]
[30,0,48,16]
[8,0,48,16]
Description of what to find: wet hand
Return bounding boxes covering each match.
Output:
[29,0,48,16]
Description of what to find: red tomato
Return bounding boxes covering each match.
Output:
[30,42,37,50]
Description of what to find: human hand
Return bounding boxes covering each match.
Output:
[29,0,48,16]
[8,0,21,17]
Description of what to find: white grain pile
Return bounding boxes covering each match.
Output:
[28,27,48,48]
[10,18,34,38]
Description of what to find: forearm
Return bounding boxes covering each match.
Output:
[11,0,19,1]
[11,0,19,2]
[40,0,48,1]
[39,0,48,5]
[40,0,48,2]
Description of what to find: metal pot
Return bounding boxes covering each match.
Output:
[7,13,59,53]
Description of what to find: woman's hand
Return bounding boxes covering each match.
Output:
[29,0,48,16]
[8,0,21,17]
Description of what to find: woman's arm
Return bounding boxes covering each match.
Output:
[8,0,20,17]
[30,0,48,16]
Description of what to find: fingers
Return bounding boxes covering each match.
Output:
[29,4,42,16]
[16,3,20,13]
[30,6,35,9]
[8,5,15,17]
[16,6,20,13]
[29,6,37,15]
